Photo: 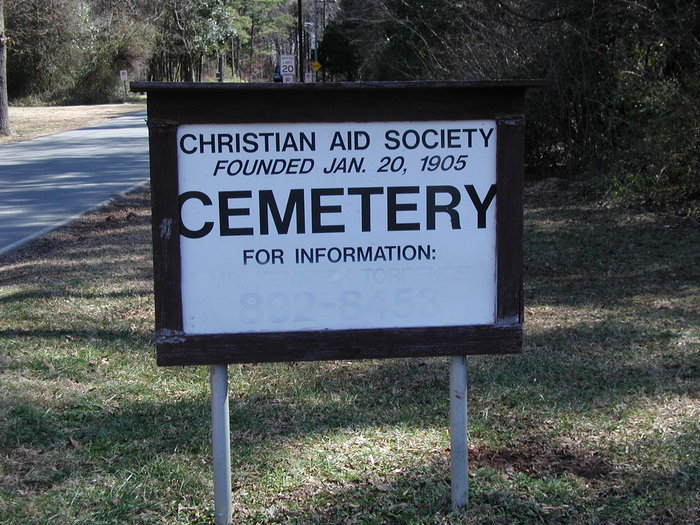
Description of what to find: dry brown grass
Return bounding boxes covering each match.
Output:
[0,103,146,145]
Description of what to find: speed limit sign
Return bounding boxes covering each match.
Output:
[280,54,296,82]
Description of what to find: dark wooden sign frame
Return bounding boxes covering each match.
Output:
[132,80,538,366]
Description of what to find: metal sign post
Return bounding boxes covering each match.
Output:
[450,355,469,509]
[119,70,128,100]
[210,365,232,525]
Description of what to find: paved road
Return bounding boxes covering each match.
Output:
[0,111,149,256]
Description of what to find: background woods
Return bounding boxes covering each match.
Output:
[3,0,303,98]
[1,0,698,210]
[320,0,699,214]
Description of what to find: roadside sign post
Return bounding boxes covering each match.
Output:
[133,80,540,520]
[280,54,295,83]
[450,355,469,508]
[119,70,128,100]
[210,364,232,525]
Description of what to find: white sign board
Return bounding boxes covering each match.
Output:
[280,55,295,83]
[119,69,128,81]
[177,121,497,334]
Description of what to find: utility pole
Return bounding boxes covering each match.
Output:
[0,0,10,136]
[297,0,303,82]
[313,0,318,65]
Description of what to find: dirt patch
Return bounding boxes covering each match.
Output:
[470,442,615,482]
[0,103,146,145]
[0,446,78,493]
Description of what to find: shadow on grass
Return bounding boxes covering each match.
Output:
[2,316,693,435]
[0,288,152,303]
[1,328,152,347]
[257,420,699,523]
[524,190,700,310]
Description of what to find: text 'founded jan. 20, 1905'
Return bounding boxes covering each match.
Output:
[176,121,497,334]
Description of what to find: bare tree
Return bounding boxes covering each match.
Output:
[0,0,10,135]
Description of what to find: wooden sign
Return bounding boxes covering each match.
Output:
[131,81,537,366]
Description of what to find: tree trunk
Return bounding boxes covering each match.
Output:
[0,0,11,136]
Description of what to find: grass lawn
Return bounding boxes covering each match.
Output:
[0,182,698,524]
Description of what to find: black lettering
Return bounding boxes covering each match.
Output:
[354,131,370,150]
[257,158,273,175]
[465,184,497,228]
[242,133,258,153]
[219,191,253,236]
[422,129,439,149]
[402,245,417,260]
[179,191,214,238]
[300,159,314,174]
[259,189,305,234]
[285,158,300,174]
[227,160,243,176]
[384,130,400,150]
[179,134,197,154]
[462,129,476,148]
[282,133,299,152]
[271,159,287,175]
[217,134,234,153]
[426,186,462,230]
[300,132,316,152]
[259,132,274,151]
[403,129,420,149]
[447,129,462,148]
[212,160,227,176]
[297,247,313,263]
[348,187,383,232]
[387,186,420,231]
[329,132,347,151]
[311,188,345,233]
[242,160,257,175]
[199,134,215,153]
[480,128,494,147]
